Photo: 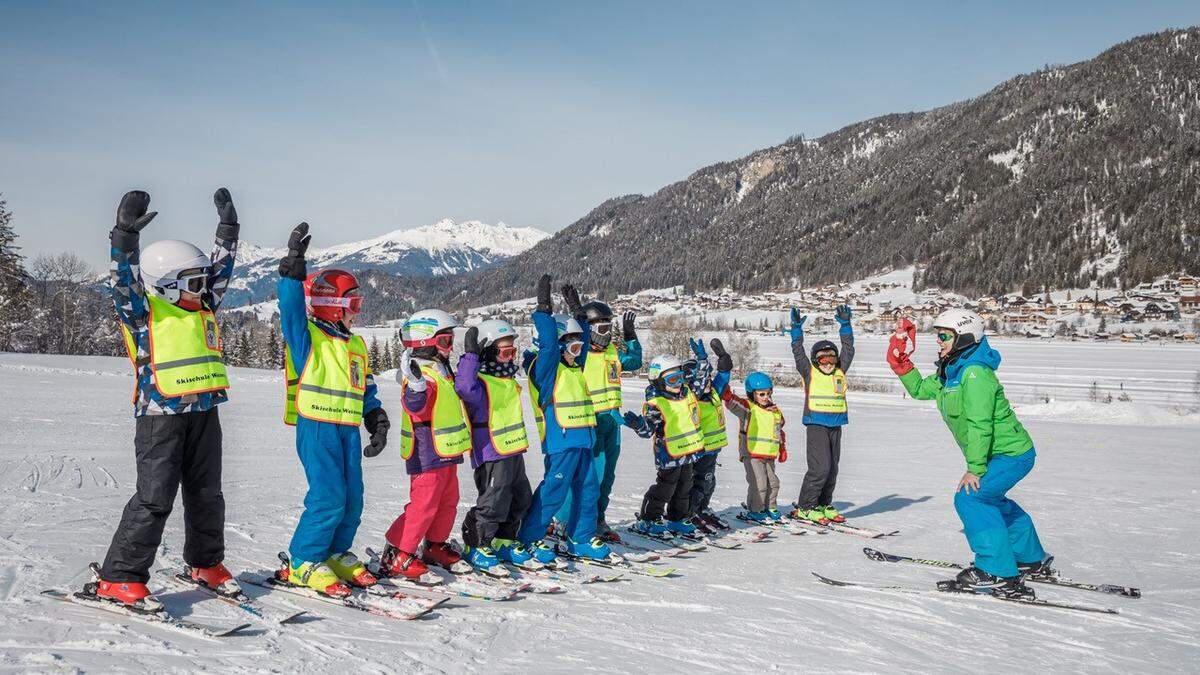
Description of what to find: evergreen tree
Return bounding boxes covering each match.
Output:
[266,325,282,369]
[0,196,31,351]
[369,336,381,372]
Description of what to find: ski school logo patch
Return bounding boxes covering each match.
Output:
[349,354,367,389]
[607,362,619,382]
[690,405,700,426]
[203,317,219,351]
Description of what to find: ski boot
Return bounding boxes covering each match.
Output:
[700,509,731,530]
[766,508,784,522]
[819,505,846,523]
[685,515,716,535]
[377,543,430,580]
[492,539,535,566]
[789,507,830,525]
[546,519,568,542]
[423,541,471,573]
[665,518,697,537]
[326,552,377,587]
[186,562,243,597]
[525,540,559,565]
[86,564,164,613]
[465,545,501,572]
[566,536,613,562]
[283,560,351,597]
[596,518,621,543]
[739,510,771,524]
[952,566,1035,600]
[631,517,670,536]
[1017,555,1057,581]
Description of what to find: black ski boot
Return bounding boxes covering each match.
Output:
[1017,555,1057,581]
[686,515,716,536]
[952,566,1035,600]
[700,509,731,531]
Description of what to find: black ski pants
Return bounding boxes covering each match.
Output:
[102,408,225,583]
[687,452,719,516]
[461,454,533,548]
[640,462,694,522]
[796,424,842,510]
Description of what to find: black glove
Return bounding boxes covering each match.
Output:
[710,338,734,373]
[279,222,311,280]
[622,411,642,429]
[111,190,157,251]
[214,187,239,240]
[362,408,390,457]
[561,284,582,315]
[535,274,553,314]
[622,310,638,342]
[463,326,487,356]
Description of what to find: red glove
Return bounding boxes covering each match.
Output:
[887,317,916,376]
[778,447,788,463]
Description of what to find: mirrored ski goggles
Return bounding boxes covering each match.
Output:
[165,268,210,294]
[815,352,838,365]
[936,331,956,343]
[563,339,584,357]
[310,291,364,314]
[590,321,613,335]
[406,331,453,350]
[661,369,687,388]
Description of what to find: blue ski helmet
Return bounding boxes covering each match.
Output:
[745,371,773,393]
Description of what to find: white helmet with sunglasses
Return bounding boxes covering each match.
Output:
[648,355,687,388]
[140,239,211,304]
[403,309,459,355]
[933,309,985,348]
[477,318,520,361]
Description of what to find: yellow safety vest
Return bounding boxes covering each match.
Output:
[807,366,848,414]
[286,323,368,426]
[583,344,623,412]
[400,366,471,459]
[696,390,728,451]
[131,294,228,398]
[647,391,705,458]
[529,360,596,439]
[745,404,784,459]
[478,374,529,456]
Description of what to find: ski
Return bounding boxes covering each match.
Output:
[242,573,447,620]
[156,568,306,624]
[785,517,896,538]
[553,548,678,578]
[41,589,251,638]
[504,563,625,585]
[623,527,707,552]
[373,575,521,602]
[700,535,744,550]
[811,572,1119,615]
[611,537,687,559]
[862,547,1142,599]
[363,547,525,601]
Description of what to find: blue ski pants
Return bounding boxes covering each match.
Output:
[554,414,621,525]
[953,448,1046,578]
[288,418,365,565]
[519,446,599,545]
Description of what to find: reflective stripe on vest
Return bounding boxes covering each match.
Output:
[478,374,529,456]
[530,359,597,439]
[583,343,623,411]
[745,404,783,459]
[648,391,705,458]
[145,294,229,397]
[400,366,471,459]
[283,344,300,425]
[807,366,848,414]
[290,323,368,426]
[696,390,728,450]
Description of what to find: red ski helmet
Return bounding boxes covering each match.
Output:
[304,268,363,323]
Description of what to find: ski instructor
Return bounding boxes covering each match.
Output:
[886,310,1052,599]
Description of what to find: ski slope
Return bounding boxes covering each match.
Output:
[0,349,1198,672]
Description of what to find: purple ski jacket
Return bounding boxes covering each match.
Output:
[456,353,528,469]
[399,356,466,476]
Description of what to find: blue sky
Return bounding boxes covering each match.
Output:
[1,1,1197,266]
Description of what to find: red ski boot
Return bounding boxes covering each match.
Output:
[188,563,243,597]
[422,541,468,572]
[378,544,430,580]
[94,579,164,613]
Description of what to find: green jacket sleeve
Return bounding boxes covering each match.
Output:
[899,367,942,400]
[960,365,998,476]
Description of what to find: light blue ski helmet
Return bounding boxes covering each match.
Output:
[745,371,774,393]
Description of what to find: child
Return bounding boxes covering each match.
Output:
[683,338,731,532]
[90,189,241,612]
[554,300,642,542]
[624,355,710,537]
[277,223,389,596]
[787,305,854,525]
[456,319,537,572]
[377,309,472,579]
[712,339,787,522]
[516,274,611,562]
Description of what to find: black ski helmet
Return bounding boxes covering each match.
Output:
[580,300,614,325]
[811,339,838,362]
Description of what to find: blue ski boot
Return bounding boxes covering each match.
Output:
[492,538,534,566]
[567,536,613,561]
[631,517,670,536]
[466,545,500,572]
[665,519,696,536]
[526,540,558,565]
[766,508,784,522]
[740,510,771,523]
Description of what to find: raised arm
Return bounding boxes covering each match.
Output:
[835,304,855,371]
[277,223,312,373]
[618,311,643,370]
[207,188,240,311]
[788,308,811,375]
[109,191,156,329]
[453,328,487,412]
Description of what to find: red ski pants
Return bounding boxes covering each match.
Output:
[385,464,459,554]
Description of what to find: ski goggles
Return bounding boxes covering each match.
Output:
[495,344,518,361]
[406,331,454,350]
[815,352,838,365]
[936,331,956,343]
[590,320,613,335]
[166,268,210,294]
[661,369,687,388]
[310,291,364,315]
[563,339,584,357]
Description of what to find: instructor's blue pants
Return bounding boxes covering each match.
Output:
[520,447,599,545]
[954,448,1045,578]
[288,418,364,565]
[554,414,621,525]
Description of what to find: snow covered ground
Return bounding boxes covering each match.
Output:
[1,348,1198,673]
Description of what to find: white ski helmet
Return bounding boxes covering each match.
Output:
[933,309,985,344]
[140,239,211,304]
[476,318,517,346]
[552,313,584,340]
[647,354,686,382]
[402,309,459,346]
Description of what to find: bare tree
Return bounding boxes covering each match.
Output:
[30,252,94,354]
[724,332,760,377]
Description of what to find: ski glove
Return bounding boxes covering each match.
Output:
[688,337,708,360]
[788,308,806,343]
[362,408,390,457]
[279,222,311,280]
[622,411,643,431]
[213,187,239,240]
[778,447,788,463]
[405,358,427,392]
[535,274,553,315]
[622,311,638,342]
[709,338,734,373]
[463,326,486,355]
[112,190,158,250]
[561,284,583,315]
[886,317,917,376]
[835,304,852,326]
